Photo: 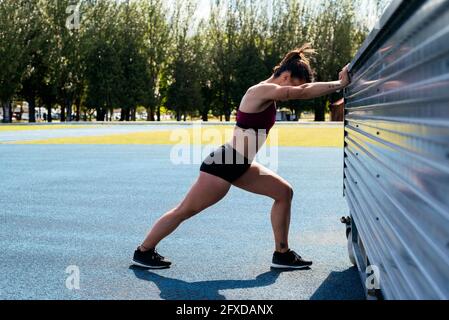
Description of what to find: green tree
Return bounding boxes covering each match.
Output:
[208,0,239,121]
[309,0,357,121]
[196,20,218,122]
[140,0,171,121]
[115,1,151,121]
[0,0,391,123]
[166,0,202,121]
[0,0,38,123]
[18,0,49,123]
[231,1,268,106]
[83,0,122,121]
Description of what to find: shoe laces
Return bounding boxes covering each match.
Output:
[289,250,303,261]
[151,249,164,261]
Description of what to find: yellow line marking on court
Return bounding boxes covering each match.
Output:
[5,126,344,147]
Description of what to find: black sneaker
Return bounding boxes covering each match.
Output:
[132,248,172,269]
[272,249,313,269]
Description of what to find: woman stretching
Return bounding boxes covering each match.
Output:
[132,44,351,269]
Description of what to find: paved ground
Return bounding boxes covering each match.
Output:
[0,128,364,300]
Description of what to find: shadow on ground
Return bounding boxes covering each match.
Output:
[310,267,365,300]
[130,266,311,300]
[131,266,363,300]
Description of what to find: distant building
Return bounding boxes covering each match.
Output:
[13,102,29,121]
[276,108,297,122]
[113,109,122,121]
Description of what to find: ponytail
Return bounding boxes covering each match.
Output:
[273,43,316,83]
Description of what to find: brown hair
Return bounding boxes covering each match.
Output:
[273,43,316,83]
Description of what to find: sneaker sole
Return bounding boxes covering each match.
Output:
[132,259,171,269]
[271,263,312,269]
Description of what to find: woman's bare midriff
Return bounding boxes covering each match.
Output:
[225,126,269,162]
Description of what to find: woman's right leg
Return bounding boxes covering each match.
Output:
[140,172,231,251]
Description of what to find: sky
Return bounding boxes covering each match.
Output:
[195,0,211,20]
[171,0,392,32]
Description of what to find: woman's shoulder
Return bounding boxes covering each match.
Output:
[247,82,278,96]
[240,87,275,113]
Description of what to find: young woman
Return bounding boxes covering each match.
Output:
[132,43,351,269]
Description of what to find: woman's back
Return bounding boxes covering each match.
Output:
[230,86,277,162]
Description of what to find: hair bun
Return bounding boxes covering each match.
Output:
[272,43,316,83]
[280,43,316,66]
[295,43,316,64]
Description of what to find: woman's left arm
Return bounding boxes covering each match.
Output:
[297,64,351,99]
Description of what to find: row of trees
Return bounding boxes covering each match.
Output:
[0,0,390,123]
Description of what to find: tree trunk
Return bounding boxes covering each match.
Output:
[156,106,161,122]
[147,106,155,121]
[1,100,12,123]
[224,109,231,122]
[47,104,52,123]
[294,106,302,121]
[130,108,136,122]
[201,109,209,122]
[17,105,23,121]
[315,104,326,122]
[29,98,36,123]
[60,104,66,122]
[75,98,81,122]
[120,108,130,121]
[96,108,105,121]
[66,98,72,122]
[125,109,130,122]
[223,91,231,122]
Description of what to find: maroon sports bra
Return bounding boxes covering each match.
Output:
[236,102,277,133]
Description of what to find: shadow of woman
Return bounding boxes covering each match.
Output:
[310,267,365,300]
[130,266,309,300]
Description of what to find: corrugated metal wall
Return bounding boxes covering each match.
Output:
[344,0,449,299]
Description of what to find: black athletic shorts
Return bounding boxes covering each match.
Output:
[200,144,253,183]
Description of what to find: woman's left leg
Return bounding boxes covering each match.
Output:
[233,162,294,253]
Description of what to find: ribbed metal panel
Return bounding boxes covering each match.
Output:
[344,0,449,300]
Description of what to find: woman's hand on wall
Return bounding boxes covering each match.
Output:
[339,64,351,88]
